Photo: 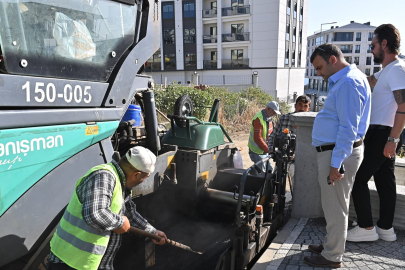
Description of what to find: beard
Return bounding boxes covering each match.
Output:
[373,47,385,64]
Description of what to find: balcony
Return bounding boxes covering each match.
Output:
[355,50,360,53]
[367,49,372,53]
[222,32,249,42]
[202,9,217,18]
[222,59,249,69]
[203,60,217,70]
[222,5,250,16]
[341,49,352,53]
[203,35,218,43]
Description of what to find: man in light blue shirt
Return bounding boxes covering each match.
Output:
[303,44,371,268]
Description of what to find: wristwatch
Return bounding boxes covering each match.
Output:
[387,137,400,143]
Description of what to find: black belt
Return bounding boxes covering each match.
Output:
[316,139,363,152]
[368,125,391,130]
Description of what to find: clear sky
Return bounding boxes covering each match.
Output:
[308,0,405,52]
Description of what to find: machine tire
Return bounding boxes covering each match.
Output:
[173,95,193,128]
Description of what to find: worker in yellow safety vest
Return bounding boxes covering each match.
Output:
[48,146,167,270]
[248,101,280,174]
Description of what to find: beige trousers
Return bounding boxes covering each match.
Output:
[317,145,363,262]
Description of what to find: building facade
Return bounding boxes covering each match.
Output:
[306,21,381,93]
[145,0,308,101]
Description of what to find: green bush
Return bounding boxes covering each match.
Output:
[154,85,290,124]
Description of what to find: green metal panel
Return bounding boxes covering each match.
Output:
[162,123,225,150]
[0,121,119,216]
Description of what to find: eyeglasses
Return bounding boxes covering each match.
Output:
[370,41,379,50]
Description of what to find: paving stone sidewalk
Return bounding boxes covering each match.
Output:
[266,218,405,270]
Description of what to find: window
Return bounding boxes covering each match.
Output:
[285,49,289,65]
[334,32,354,42]
[310,69,312,76]
[312,39,315,46]
[184,2,195,18]
[164,54,176,69]
[344,56,352,63]
[365,68,370,76]
[340,45,352,53]
[211,1,217,9]
[231,0,244,7]
[162,3,174,19]
[354,57,359,65]
[298,51,301,66]
[210,26,217,36]
[286,23,290,41]
[292,50,296,65]
[300,6,303,21]
[356,32,361,41]
[231,49,243,59]
[184,52,196,67]
[211,51,217,61]
[184,28,196,43]
[163,28,175,44]
[293,2,297,18]
[355,45,360,53]
[293,27,296,42]
[366,57,372,65]
[373,66,381,73]
[146,49,161,71]
[367,45,372,53]
[326,35,329,42]
[287,0,291,15]
[368,32,373,41]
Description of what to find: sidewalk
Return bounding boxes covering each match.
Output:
[253,217,405,270]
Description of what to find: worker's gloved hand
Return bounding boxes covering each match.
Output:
[113,216,130,234]
[152,230,167,245]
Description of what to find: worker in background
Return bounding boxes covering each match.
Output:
[248,101,281,174]
[268,95,311,153]
[47,146,167,270]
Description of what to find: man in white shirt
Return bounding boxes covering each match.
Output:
[348,24,405,242]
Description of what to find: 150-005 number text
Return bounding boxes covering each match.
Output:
[22,81,92,104]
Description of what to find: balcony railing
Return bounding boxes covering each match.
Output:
[341,49,352,53]
[144,62,161,72]
[222,32,249,42]
[355,50,360,53]
[202,9,217,18]
[222,5,250,16]
[222,59,249,69]
[203,60,218,70]
[203,35,218,43]
[367,49,372,53]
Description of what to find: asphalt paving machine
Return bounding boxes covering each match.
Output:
[0,0,293,269]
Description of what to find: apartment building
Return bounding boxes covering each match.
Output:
[145,0,308,101]
[306,21,381,93]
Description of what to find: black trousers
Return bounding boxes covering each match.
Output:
[352,127,401,229]
[47,263,75,270]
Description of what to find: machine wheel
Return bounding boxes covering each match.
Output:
[173,95,193,128]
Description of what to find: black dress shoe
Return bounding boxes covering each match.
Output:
[308,244,324,254]
[303,255,342,268]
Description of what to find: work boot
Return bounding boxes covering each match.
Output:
[303,255,342,268]
[308,244,324,254]
[376,226,397,241]
[346,226,378,242]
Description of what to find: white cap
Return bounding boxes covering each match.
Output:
[125,146,156,173]
[267,101,281,115]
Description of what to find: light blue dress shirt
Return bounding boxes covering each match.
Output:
[312,64,371,168]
